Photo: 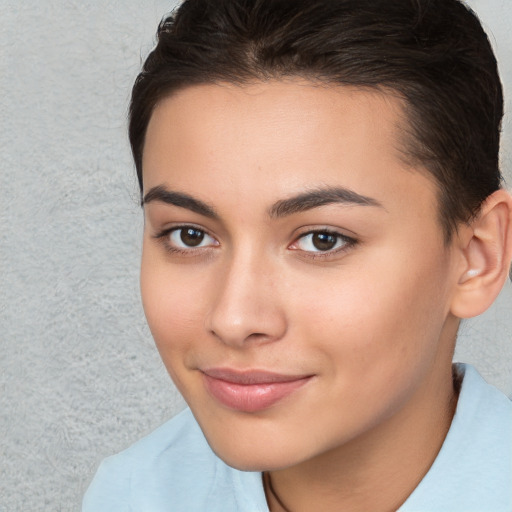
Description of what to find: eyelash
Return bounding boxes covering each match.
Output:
[289,229,357,259]
[153,225,218,256]
[153,225,358,259]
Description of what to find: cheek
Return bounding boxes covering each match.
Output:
[292,244,451,373]
[282,252,451,438]
[140,250,208,361]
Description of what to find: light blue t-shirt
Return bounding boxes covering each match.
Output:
[83,364,512,511]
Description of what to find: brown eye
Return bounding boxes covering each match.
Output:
[311,232,338,251]
[291,230,354,254]
[166,226,217,249]
[180,228,205,247]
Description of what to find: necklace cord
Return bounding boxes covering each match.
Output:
[264,472,292,512]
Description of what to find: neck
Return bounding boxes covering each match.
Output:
[264,360,458,512]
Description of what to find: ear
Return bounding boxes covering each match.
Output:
[450,189,512,319]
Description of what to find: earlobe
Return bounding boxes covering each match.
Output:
[450,189,512,319]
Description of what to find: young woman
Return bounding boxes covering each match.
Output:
[84,1,512,510]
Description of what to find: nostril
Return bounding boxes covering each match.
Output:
[245,332,274,343]
[206,310,287,348]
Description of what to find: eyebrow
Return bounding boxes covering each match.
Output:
[268,186,384,218]
[142,185,219,219]
[142,184,383,220]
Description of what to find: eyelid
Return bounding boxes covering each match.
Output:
[151,223,357,259]
[153,224,220,254]
[288,228,357,258]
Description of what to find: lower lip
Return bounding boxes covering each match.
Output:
[202,374,312,413]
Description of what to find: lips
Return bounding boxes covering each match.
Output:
[201,368,313,413]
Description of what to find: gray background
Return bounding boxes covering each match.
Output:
[0,1,511,511]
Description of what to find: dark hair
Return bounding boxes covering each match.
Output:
[129,0,503,241]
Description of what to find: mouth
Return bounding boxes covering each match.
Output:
[201,368,314,413]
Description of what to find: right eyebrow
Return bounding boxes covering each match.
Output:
[142,185,219,219]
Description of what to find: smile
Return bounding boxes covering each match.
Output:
[201,368,313,413]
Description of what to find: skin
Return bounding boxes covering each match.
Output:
[140,80,476,511]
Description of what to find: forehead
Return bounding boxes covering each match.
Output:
[142,80,439,228]
[145,80,408,164]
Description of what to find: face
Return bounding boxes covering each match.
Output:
[141,81,461,471]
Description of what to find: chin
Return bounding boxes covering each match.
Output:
[201,427,308,472]
[212,447,293,472]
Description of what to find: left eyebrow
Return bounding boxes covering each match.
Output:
[268,186,384,218]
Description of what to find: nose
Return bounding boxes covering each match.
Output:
[205,250,287,348]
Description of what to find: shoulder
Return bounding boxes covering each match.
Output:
[82,408,267,512]
[82,408,206,511]
[401,364,512,512]
[446,364,512,465]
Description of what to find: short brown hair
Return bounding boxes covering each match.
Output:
[130,0,503,241]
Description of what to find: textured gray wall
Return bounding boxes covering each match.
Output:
[0,1,510,511]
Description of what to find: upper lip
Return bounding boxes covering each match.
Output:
[201,368,313,385]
